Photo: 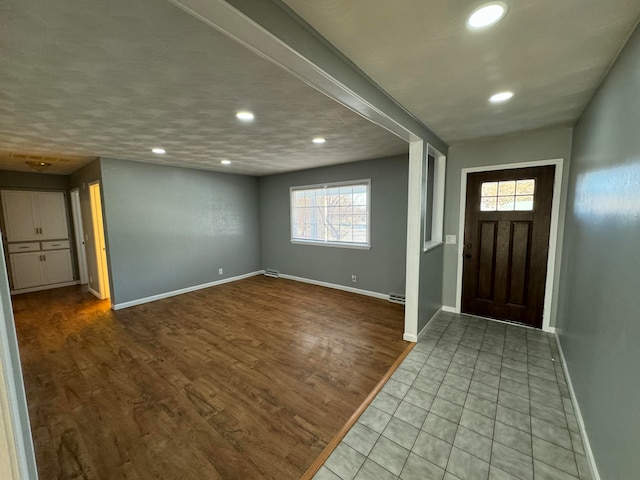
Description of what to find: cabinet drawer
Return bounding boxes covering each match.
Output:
[42,240,70,250]
[8,243,40,253]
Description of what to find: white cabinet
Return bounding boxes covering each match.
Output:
[35,191,69,240]
[2,189,76,292]
[1,191,38,241]
[9,250,74,290]
[9,252,44,290]
[1,190,69,241]
[41,250,74,285]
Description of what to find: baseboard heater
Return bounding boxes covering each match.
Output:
[389,293,406,305]
[264,269,280,278]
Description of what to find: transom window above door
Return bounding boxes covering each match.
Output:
[480,179,535,211]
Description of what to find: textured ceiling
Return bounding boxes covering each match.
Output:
[0,0,408,177]
[283,0,640,143]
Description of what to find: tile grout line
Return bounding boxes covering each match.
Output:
[319,313,586,480]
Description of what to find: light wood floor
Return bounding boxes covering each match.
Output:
[12,276,407,480]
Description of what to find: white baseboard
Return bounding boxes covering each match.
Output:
[10,280,79,295]
[553,332,601,480]
[545,326,558,334]
[404,306,443,342]
[112,271,265,310]
[442,305,458,313]
[278,273,389,301]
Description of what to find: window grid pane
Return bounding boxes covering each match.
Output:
[480,179,535,212]
[291,182,369,246]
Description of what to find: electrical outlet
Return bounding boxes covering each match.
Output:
[351,274,357,283]
[218,268,223,275]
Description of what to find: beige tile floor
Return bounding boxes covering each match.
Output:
[313,312,593,480]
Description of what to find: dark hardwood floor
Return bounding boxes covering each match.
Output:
[12,275,407,480]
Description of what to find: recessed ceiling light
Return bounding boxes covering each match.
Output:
[489,91,514,103]
[236,111,255,121]
[221,160,231,165]
[467,2,508,29]
[312,137,326,144]
[151,147,166,155]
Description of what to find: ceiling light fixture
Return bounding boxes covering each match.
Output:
[467,2,508,29]
[312,137,326,144]
[26,161,52,172]
[221,160,231,165]
[151,147,166,154]
[236,111,255,121]
[489,91,514,103]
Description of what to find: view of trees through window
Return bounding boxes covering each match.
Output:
[291,181,369,246]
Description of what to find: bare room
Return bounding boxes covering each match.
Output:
[0,1,638,480]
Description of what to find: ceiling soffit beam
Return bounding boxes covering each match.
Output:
[167,0,448,151]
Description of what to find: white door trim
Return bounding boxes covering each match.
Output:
[70,189,88,284]
[455,158,564,332]
[88,182,110,300]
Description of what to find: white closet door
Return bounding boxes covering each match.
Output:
[42,250,74,284]
[36,191,69,240]
[1,191,39,241]
[9,252,44,289]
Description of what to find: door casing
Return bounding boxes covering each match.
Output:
[70,188,88,285]
[88,182,110,300]
[454,158,564,332]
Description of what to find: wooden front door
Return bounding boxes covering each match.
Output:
[461,165,555,328]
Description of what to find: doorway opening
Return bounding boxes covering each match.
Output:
[70,188,88,285]
[88,182,110,300]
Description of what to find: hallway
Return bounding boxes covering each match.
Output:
[314,312,592,480]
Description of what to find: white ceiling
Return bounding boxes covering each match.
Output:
[0,0,408,176]
[283,0,640,143]
[2,1,638,178]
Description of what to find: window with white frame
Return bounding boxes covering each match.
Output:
[290,179,371,248]
[423,149,445,250]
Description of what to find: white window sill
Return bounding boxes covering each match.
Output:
[423,240,444,253]
[291,239,371,250]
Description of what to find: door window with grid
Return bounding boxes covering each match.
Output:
[290,180,370,249]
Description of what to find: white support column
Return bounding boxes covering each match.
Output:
[404,140,425,342]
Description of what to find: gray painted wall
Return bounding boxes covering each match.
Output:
[99,158,261,305]
[442,127,573,326]
[0,170,70,190]
[0,238,38,479]
[70,159,104,293]
[418,245,444,332]
[259,155,408,295]
[556,25,640,479]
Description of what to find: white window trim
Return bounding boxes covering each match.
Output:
[289,179,372,250]
[424,144,446,252]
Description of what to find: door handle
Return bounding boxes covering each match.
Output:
[464,253,472,259]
